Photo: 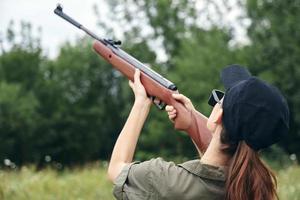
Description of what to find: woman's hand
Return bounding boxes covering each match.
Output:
[129,69,152,107]
[165,94,195,122]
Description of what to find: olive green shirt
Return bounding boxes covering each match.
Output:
[113,158,227,200]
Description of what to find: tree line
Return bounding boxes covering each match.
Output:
[0,0,299,167]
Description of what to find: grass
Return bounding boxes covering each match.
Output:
[0,162,299,200]
[277,165,300,200]
[0,162,114,200]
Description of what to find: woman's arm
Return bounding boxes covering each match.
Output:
[107,69,152,182]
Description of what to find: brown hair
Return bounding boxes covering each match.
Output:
[221,132,278,200]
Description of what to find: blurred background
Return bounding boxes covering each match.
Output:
[0,0,299,199]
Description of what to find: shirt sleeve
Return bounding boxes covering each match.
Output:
[112,160,153,200]
[112,158,190,200]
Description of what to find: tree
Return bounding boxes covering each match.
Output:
[0,82,38,165]
[0,22,42,165]
[245,0,300,157]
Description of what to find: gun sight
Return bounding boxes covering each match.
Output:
[54,4,122,47]
[54,4,105,43]
[56,4,63,12]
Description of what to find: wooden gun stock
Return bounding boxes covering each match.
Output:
[93,41,212,153]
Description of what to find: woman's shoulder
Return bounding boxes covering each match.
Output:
[145,157,226,199]
[178,159,227,181]
[113,157,226,200]
[141,157,227,182]
[145,157,227,181]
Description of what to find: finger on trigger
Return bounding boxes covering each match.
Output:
[165,105,174,112]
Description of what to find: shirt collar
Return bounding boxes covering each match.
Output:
[178,159,227,181]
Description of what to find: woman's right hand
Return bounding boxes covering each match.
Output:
[129,69,152,107]
[165,93,195,122]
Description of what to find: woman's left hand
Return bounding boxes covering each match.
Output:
[129,69,152,106]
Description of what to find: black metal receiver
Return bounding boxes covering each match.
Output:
[54,4,178,109]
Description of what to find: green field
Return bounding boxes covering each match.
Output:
[0,162,299,200]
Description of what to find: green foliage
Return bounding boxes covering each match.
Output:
[140,0,197,57]
[245,0,300,157]
[0,82,38,165]
[0,25,129,166]
[0,0,300,167]
[32,38,126,165]
[172,28,236,114]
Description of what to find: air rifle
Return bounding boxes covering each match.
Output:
[54,4,212,153]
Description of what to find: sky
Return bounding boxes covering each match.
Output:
[0,0,104,58]
[0,0,249,60]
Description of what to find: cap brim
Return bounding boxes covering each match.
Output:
[221,65,252,90]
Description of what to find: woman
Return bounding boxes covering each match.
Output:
[107,65,289,200]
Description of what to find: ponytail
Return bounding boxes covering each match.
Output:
[224,141,278,200]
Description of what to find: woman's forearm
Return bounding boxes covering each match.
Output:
[108,100,151,182]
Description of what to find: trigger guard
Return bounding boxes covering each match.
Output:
[151,96,166,110]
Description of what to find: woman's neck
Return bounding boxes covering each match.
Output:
[200,126,232,167]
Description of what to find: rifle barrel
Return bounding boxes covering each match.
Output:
[54,4,104,43]
[54,4,177,91]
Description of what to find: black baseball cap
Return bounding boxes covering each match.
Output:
[220,65,289,150]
